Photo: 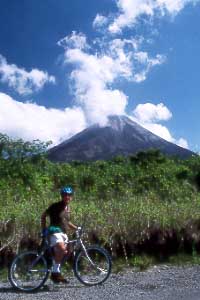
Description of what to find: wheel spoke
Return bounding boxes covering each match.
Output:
[9,251,49,292]
[74,246,111,286]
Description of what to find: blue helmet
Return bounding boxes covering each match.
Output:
[60,186,74,196]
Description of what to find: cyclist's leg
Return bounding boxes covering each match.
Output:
[53,241,68,263]
[51,233,68,259]
[49,233,69,283]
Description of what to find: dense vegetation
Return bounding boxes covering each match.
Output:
[1,133,200,266]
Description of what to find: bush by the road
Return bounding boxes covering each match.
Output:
[1,133,200,265]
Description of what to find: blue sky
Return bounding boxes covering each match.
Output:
[0,0,200,151]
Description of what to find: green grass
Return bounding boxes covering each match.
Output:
[1,146,200,265]
[167,252,200,266]
[1,192,200,257]
[129,255,157,271]
[110,252,200,274]
[0,268,8,282]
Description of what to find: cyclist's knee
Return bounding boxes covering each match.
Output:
[54,242,67,254]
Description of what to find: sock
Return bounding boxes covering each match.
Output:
[52,262,61,273]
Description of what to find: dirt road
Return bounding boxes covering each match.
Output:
[1,265,200,300]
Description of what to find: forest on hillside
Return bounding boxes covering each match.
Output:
[1,133,200,266]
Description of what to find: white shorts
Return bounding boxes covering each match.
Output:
[49,233,68,247]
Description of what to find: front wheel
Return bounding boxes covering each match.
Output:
[8,251,49,292]
[74,246,112,286]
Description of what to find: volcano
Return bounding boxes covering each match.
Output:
[48,115,194,162]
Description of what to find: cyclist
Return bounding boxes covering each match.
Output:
[41,186,78,283]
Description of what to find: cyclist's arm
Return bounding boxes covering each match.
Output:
[66,206,77,230]
[68,221,78,230]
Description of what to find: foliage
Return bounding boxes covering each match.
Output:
[0,133,200,262]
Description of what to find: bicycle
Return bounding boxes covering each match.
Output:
[8,227,112,292]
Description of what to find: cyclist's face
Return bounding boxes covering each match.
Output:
[62,194,73,203]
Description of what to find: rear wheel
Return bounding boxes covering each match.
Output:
[8,251,49,292]
[74,246,112,286]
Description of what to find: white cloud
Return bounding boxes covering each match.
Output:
[67,1,193,149]
[0,32,166,145]
[156,0,197,15]
[0,0,192,150]
[0,54,55,95]
[57,31,88,50]
[143,122,189,149]
[57,33,165,125]
[109,0,154,33]
[58,35,132,125]
[104,0,200,33]
[107,40,165,82]
[177,137,189,148]
[66,48,128,125]
[133,52,165,82]
[93,14,108,28]
[133,102,172,122]
[0,92,86,145]
[131,102,189,148]
[90,1,191,148]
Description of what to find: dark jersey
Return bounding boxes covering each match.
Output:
[46,201,70,232]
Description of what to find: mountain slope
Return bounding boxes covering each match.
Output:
[48,115,194,162]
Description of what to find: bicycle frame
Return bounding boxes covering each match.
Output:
[29,231,107,275]
[26,235,78,274]
[9,229,112,291]
[37,232,86,264]
[66,234,105,272]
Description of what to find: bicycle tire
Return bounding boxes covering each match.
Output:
[73,245,112,286]
[8,251,49,292]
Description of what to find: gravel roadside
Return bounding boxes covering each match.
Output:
[1,265,200,300]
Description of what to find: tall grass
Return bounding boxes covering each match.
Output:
[1,189,200,265]
[1,144,200,266]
